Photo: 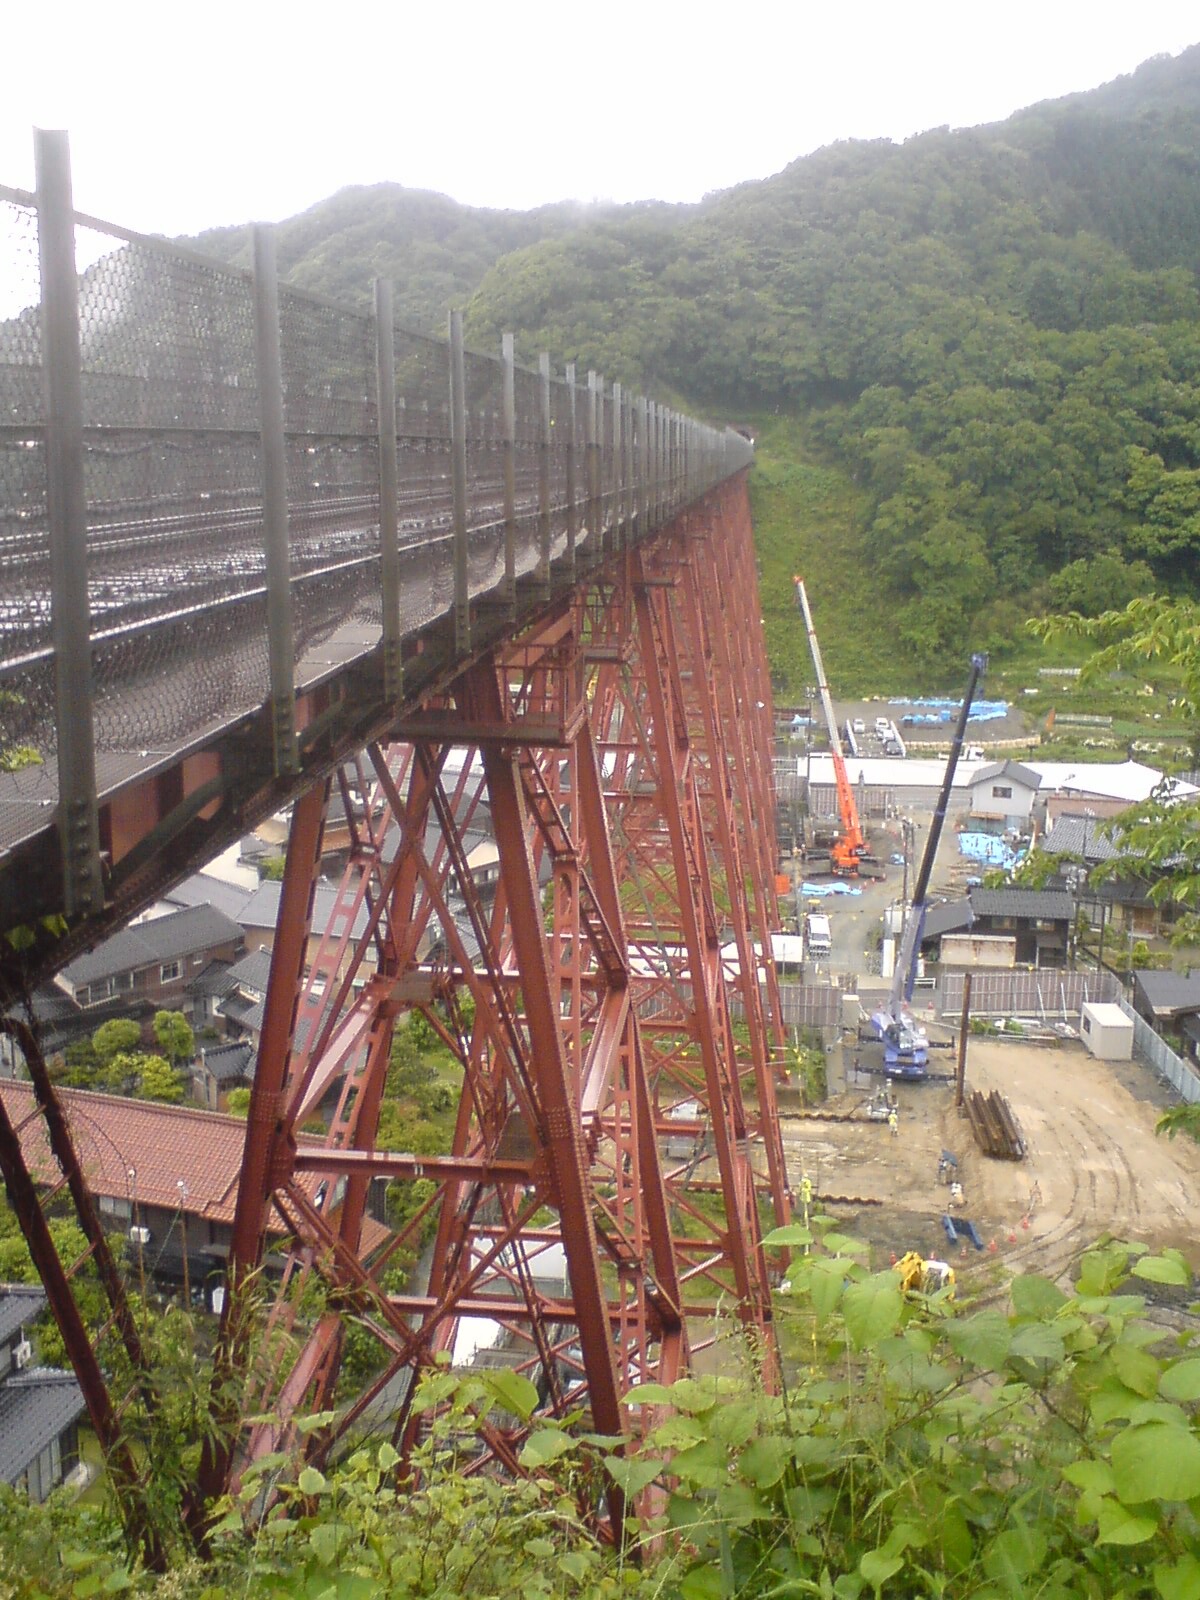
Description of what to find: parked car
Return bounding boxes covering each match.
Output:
[852,718,865,734]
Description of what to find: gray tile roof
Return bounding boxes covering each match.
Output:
[970,761,1041,791]
[968,888,1074,921]
[1042,815,1123,862]
[225,948,274,995]
[61,904,243,986]
[0,1285,46,1347]
[237,882,371,942]
[0,1368,85,1486]
[186,961,237,1000]
[200,1041,256,1085]
[161,872,254,922]
[920,900,973,942]
[1132,970,1200,1018]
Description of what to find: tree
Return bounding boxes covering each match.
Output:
[92,1017,141,1064]
[133,1053,185,1104]
[1032,596,1200,912]
[153,1010,195,1069]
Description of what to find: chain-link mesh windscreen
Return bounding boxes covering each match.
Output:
[0,189,51,850]
[0,179,742,873]
[72,221,271,753]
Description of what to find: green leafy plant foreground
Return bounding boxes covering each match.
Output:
[4,1236,1200,1598]
[621,1230,1200,1599]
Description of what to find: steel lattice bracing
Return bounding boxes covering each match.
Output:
[186,479,788,1531]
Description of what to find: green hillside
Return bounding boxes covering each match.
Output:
[186,46,1200,691]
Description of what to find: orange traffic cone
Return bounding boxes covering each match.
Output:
[987,1238,998,1253]
[889,1251,897,1265]
[1021,1215,1030,1231]
[1008,1230,1018,1243]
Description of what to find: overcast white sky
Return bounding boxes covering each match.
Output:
[2,2,1198,237]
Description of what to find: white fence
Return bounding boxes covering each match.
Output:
[937,968,1122,1020]
[1115,995,1200,1104]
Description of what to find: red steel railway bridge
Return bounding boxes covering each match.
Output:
[0,133,790,1553]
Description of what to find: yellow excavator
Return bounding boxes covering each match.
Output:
[894,1252,955,1297]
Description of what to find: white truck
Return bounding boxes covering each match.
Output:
[805,912,832,958]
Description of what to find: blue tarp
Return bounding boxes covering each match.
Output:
[799,882,863,897]
[958,832,1020,870]
[894,697,1009,725]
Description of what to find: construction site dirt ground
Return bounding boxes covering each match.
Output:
[777,1036,1200,1295]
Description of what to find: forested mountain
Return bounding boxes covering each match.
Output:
[187,45,1200,683]
[187,187,691,337]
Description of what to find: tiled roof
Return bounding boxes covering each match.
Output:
[970,761,1041,790]
[0,1285,46,1347]
[200,1042,256,1085]
[160,872,253,922]
[1132,970,1200,1018]
[920,900,973,942]
[225,948,274,994]
[1042,815,1123,862]
[186,960,238,999]
[0,1081,248,1223]
[0,1368,85,1486]
[237,882,371,942]
[61,904,243,986]
[968,888,1074,921]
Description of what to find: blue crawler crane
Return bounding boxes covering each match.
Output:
[872,653,988,1078]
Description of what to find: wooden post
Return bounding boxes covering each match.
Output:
[955,970,972,1110]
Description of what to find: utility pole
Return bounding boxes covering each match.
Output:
[955,971,972,1111]
[178,1180,190,1308]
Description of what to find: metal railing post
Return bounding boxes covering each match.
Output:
[501,333,517,605]
[638,395,649,542]
[538,352,552,591]
[375,279,402,701]
[252,226,297,777]
[611,382,623,549]
[36,129,104,920]
[564,362,577,578]
[448,310,471,652]
[587,370,600,556]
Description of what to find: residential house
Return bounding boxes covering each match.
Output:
[915,894,1068,970]
[0,1083,389,1307]
[51,903,245,1039]
[1131,971,1200,1066]
[965,887,1074,969]
[192,1040,256,1110]
[966,762,1041,833]
[0,1285,85,1502]
[214,947,273,1046]
[1039,812,1162,939]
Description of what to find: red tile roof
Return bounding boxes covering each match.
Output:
[0,1081,245,1221]
[0,1082,392,1259]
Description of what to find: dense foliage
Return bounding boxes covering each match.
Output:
[5,1230,1200,1598]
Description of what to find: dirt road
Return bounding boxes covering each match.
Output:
[780,1037,1200,1291]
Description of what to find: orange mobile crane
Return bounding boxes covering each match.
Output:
[793,577,876,877]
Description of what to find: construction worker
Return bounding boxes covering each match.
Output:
[888,1108,899,1138]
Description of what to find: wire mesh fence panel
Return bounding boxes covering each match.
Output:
[70,221,272,752]
[0,190,52,776]
[511,362,543,580]
[277,289,384,679]
[461,346,506,603]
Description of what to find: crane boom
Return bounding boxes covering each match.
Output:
[794,578,867,871]
[875,652,987,1077]
[794,578,841,754]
